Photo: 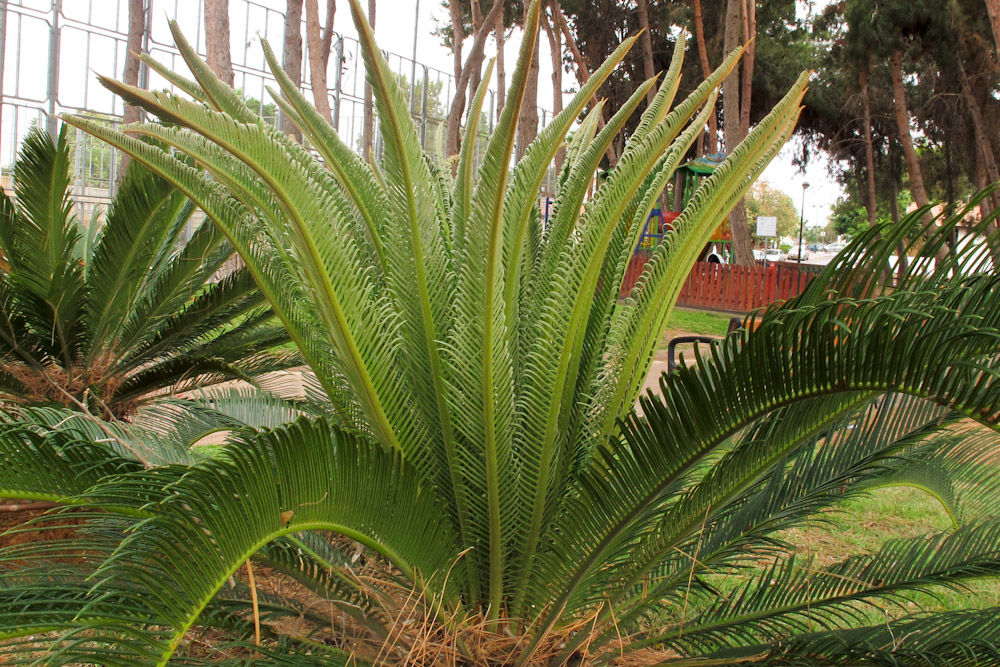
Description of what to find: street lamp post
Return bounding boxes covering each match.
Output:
[797,181,810,264]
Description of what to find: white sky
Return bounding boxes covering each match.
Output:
[328,0,841,227]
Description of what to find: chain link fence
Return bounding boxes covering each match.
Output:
[0,0,556,224]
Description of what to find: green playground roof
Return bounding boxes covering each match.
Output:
[683,153,727,174]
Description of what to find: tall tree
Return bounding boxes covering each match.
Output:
[692,0,718,153]
[541,1,564,172]
[361,0,375,160]
[444,0,505,159]
[120,0,147,176]
[986,0,1000,60]
[495,2,506,120]
[123,0,146,127]
[859,63,878,227]
[551,2,617,164]
[636,0,656,106]
[722,0,754,265]
[739,0,756,135]
[203,0,234,85]
[888,49,931,214]
[305,0,337,123]
[468,0,484,109]
[958,59,1000,227]
[516,13,541,160]
[282,0,304,138]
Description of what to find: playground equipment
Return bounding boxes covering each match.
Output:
[634,154,731,262]
[617,152,817,304]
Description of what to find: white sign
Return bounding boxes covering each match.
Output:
[756,216,777,237]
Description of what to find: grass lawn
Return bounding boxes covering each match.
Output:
[659,309,1000,617]
[782,486,1000,616]
[693,487,1000,630]
[665,307,735,338]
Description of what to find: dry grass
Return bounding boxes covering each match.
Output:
[169,540,693,666]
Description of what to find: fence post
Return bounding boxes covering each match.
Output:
[0,0,7,153]
[138,0,151,92]
[409,0,419,116]
[488,90,494,133]
[420,64,428,148]
[331,36,343,132]
[46,0,62,141]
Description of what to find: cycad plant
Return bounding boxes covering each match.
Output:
[3,0,998,664]
[0,128,297,423]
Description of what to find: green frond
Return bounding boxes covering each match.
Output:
[6,128,86,369]
[259,38,389,276]
[0,413,143,501]
[501,33,641,325]
[58,115,363,430]
[345,0,467,563]
[710,607,1000,666]
[508,75,664,605]
[138,52,209,104]
[442,0,543,617]
[586,71,808,445]
[82,418,459,664]
[85,162,192,358]
[451,57,495,254]
[164,20,256,122]
[602,394,952,626]
[526,274,1000,645]
[658,518,1000,655]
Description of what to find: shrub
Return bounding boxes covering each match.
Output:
[2,0,998,664]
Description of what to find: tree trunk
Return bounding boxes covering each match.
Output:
[446,0,466,158]
[495,2,506,120]
[889,50,930,212]
[541,2,564,174]
[123,0,145,126]
[888,175,908,280]
[959,60,1000,261]
[974,144,998,239]
[960,62,1000,191]
[450,0,463,81]
[362,0,375,161]
[636,0,655,105]
[282,0,304,138]
[120,0,146,176]
[468,0,483,105]
[305,0,335,122]
[739,0,755,136]
[516,21,540,160]
[986,0,1000,61]
[551,3,617,164]
[445,0,505,159]
[693,0,717,153]
[945,133,956,206]
[859,65,878,227]
[889,50,951,261]
[204,0,234,86]
[722,0,753,266]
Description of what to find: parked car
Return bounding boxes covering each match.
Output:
[807,243,822,252]
[753,248,766,261]
[825,242,847,253]
[787,245,810,260]
[764,248,786,262]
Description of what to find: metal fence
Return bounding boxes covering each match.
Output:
[0,0,556,220]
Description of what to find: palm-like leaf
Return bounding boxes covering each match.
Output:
[30,3,1000,664]
[0,129,298,424]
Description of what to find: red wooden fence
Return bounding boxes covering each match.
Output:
[619,254,815,312]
